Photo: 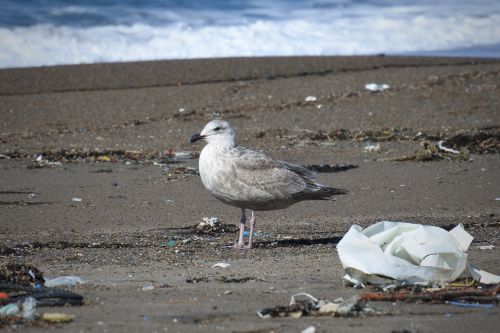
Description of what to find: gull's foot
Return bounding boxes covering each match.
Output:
[230,242,252,250]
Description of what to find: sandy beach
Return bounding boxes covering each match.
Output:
[1,56,499,332]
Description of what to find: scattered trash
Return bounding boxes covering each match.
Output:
[243,230,259,237]
[363,142,380,152]
[305,96,317,102]
[44,276,84,288]
[0,303,19,316]
[42,312,74,323]
[97,156,111,162]
[478,245,495,250]
[211,263,231,269]
[0,263,45,286]
[223,290,232,295]
[467,265,500,284]
[142,283,155,291]
[365,83,390,92]
[21,297,37,320]
[360,284,499,304]
[257,292,381,319]
[304,164,358,173]
[337,222,473,286]
[302,326,316,333]
[338,221,500,287]
[186,276,210,283]
[446,301,495,308]
[164,240,176,248]
[71,198,82,202]
[194,217,238,234]
[198,217,220,229]
[438,141,460,154]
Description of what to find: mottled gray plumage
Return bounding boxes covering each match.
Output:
[190,120,346,248]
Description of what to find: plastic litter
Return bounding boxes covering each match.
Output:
[467,265,500,284]
[211,262,231,269]
[44,276,84,288]
[21,297,37,319]
[363,142,380,152]
[478,245,495,250]
[302,326,316,333]
[71,197,82,202]
[42,312,74,323]
[304,96,317,102]
[0,303,19,316]
[337,222,473,286]
[198,217,220,228]
[257,292,380,319]
[446,301,495,308]
[365,83,389,92]
[142,283,155,291]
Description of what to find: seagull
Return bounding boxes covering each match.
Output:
[190,120,347,249]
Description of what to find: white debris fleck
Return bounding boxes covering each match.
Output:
[301,326,316,333]
[178,108,185,113]
[211,262,231,269]
[478,245,495,250]
[363,143,380,152]
[72,197,82,202]
[305,96,317,102]
[365,83,390,92]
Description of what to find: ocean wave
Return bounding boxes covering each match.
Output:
[1,13,500,68]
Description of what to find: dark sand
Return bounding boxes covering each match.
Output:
[1,56,499,332]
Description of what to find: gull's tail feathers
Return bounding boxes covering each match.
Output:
[292,185,347,201]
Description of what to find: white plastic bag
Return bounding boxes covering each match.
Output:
[337,221,473,286]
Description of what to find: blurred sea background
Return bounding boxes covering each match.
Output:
[0,0,499,68]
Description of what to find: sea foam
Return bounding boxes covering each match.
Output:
[0,1,499,68]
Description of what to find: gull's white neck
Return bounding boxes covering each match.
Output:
[205,135,237,150]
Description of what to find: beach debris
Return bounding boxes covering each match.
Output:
[383,140,470,162]
[446,301,495,308]
[360,284,499,304]
[42,312,74,323]
[164,165,199,180]
[337,222,473,286]
[478,245,495,250]
[0,303,19,316]
[44,276,84,288]
[467,265,500,284]
[338,221,500,287]
[304,96,317,102]
[0,263,45,286]
[257,292,381,319]
[193,217,238,234]
[365,83,390,92]
[211,262,231,269]
[198,217,220,229]
[303,164,358,173]
[438,140,460,154]
[141,283,155,291]
[363,142,380,152]
[301,326,316,333]
[186,276,210,283]
[71,197,82,202]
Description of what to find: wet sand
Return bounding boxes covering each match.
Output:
[1,56,499,332]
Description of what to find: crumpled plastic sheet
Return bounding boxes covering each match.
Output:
[337,221,499,286]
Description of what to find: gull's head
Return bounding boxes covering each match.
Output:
[189,120,237,147]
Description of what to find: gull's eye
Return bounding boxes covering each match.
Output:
[214,126,222,131]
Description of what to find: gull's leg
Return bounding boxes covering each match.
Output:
[234,208,246,248]
[247,211,256,249]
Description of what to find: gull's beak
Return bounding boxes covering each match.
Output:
[189,133,205,143]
